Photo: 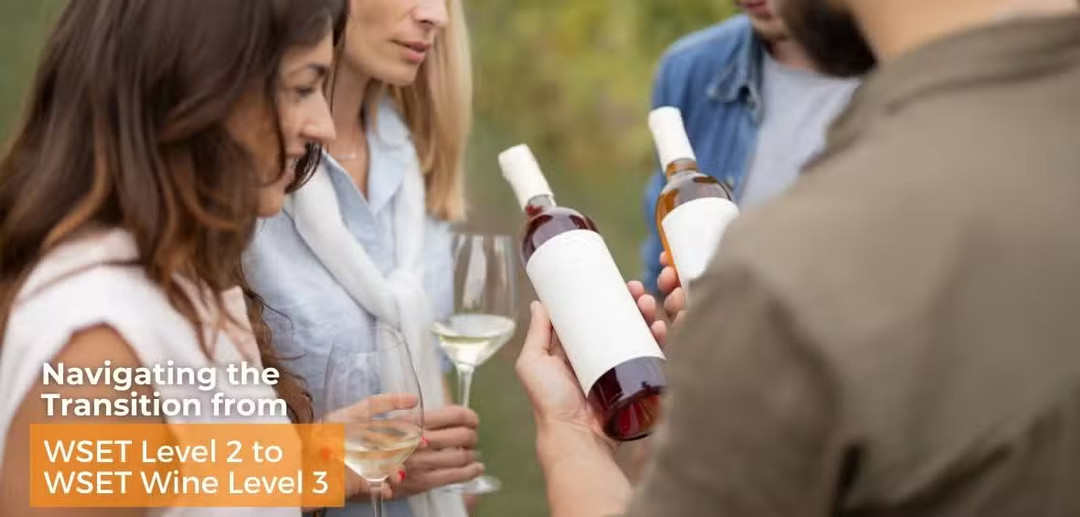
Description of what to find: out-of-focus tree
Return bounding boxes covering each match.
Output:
[469,0,736,177]
[465,0,738,271]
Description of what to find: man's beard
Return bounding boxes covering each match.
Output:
[777,0,878,77]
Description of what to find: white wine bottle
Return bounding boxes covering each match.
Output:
[651,106,740,303]
[499,144,666,442]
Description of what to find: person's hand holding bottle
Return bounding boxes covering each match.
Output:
[657,251,687,325]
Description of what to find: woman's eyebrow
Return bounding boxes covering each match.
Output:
[287,63,330,79]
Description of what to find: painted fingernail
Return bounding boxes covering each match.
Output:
[398,469,406,482]
[421,436,430,447]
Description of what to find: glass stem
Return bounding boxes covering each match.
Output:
[370,480,384,517]
[456,365,476,409]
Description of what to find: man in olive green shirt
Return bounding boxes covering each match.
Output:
[513,0,1080,516]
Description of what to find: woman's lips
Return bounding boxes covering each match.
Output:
[743,0,772,16]
[395,40,431,63]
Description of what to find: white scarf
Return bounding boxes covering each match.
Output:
[283,99,465,517]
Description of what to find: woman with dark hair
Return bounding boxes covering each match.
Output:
[0,1,353,515]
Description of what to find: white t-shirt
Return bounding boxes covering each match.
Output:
[740,51,860,210]
[0,229,299,517]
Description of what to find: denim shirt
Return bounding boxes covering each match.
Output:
[243,141,454,516]
[641,15,764,291]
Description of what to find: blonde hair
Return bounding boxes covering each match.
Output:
[382,0,472,222]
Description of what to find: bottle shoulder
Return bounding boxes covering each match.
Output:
[660,171,734,200]
[526,204,596,227]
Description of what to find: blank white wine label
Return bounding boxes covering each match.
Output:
[662,198,740,301]
[526,230,665,394]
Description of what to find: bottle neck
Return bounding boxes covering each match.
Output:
[665,158,700,179]
[524,194,556,216]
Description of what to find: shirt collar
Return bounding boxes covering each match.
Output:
[823,13,1080,159]
[707,20,766,118]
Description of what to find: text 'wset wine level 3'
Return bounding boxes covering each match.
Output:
[40,439,327,496]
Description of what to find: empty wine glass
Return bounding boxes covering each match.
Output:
[324,326,424,517]
[431,233,519,494]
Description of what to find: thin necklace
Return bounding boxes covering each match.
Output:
[331,135,365,161]
[333,114,367,161]
[334,148,361,161]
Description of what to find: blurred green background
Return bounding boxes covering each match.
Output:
[0,1,736,515]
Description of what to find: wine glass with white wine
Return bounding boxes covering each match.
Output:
[431,233,518,495]
[324,326,424,517]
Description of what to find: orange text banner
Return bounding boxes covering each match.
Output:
[29,423,345,508]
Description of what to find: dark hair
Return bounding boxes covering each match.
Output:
[0,0,347,423]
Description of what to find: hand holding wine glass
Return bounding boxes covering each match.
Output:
[389,405,483,498]
[324,327,425,517]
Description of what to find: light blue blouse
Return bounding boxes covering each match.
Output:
[243,110,454,517]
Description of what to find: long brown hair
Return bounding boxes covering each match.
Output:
[0,0,347,423]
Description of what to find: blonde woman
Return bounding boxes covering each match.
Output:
[242,1,480,516]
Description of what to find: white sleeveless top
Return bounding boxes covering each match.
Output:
[0,229,300,516]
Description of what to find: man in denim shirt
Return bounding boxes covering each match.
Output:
[640,0,860,293]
